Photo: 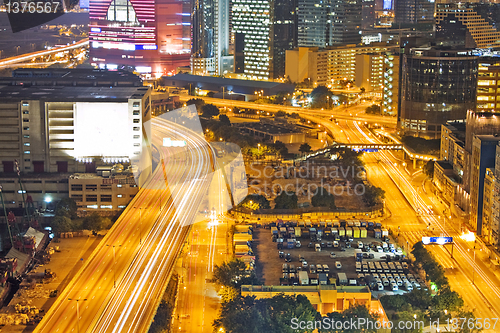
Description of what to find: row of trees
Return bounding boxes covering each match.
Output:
[211,258,379,333]
[379,241,478,333]
[51,198,112,234]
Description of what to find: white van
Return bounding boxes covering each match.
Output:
[391,283,399,291]
[357,241,364,249]
[315,243,321,252]
[335,261,342,269]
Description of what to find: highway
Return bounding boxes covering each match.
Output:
[176,95,397,127]
[35,111,226,332]
[336,118,500,323]
[0,38,88,69]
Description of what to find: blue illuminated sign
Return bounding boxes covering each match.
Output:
[136,45,158,50]
[422,237,453,245]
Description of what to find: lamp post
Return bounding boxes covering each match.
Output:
[68,298,87,333]
[106,244,121,288]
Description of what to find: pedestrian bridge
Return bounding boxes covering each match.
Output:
[330,143,403,150]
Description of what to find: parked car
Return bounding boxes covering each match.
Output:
[278,251,284,258]
[330,252,336,258]
[295,241,302,248]
[335,261,342,269]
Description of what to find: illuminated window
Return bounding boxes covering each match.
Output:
[107,0,138,23]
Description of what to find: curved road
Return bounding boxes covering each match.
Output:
[35,116,221,333]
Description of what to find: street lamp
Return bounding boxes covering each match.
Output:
[68,298,87,333]
[106,244,122,288]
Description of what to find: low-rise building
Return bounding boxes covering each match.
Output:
[433,161,460,208]
[235,121,306,144]
[69,170,139,217]
[241,284,383,316]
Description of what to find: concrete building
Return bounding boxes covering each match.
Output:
[69,171,139,216]
[470,135,500,235]
[394,0,434,24]
[482,168,496,244]
[399,48,478,139]
[0,174,70,210]
[285,43,398,87]
[241,285,385,316]
[492,144,500,247]
[381,51,399,116]
[330,0,362,45]
[440,122,466,181]
[433,161,460,208]
[477,58,500,112]
[0,85,151,184]
[355,53,384,93]
[435,1,500,49]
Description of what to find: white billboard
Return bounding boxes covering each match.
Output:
[74,102,133,158]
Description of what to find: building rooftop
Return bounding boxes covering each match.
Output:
[161,73,295,96]
[475,134,500,142]
[436,161,454,170]
[0,85,150,102]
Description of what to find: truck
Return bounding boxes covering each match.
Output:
[339,228,345,237]
[235,225,253,234]
[271,227,278,236]
[353,220,361,227]
[354,249,363,262]
[302,229,310,238]
[309,273,319,285]
[367,221,374,230]
[337,272,348,286]
[319,273,328,285]
[294,227,302,238]
[381,228,389,237]
[299,271,309,285]
[360,227,367,238]
[309,227,317,235]
[324,228,332,238]
[319,221,326,228]
[375,222,382,229]
[234,234,252,243]
[346,227,353,237]
[353,227,360,239]
[360,221,367,228]
[287,239,295,249]
[374,228,382,239]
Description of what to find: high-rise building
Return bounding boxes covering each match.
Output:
[331,0,362,45]
[89,0,191,76]
[399,48,478,139]
[381,51,399,116]
[285,43,398,86]
[470,135,500,235]
[362,0,376,29]
[191,0,232,75]
[482,167,496,244]
[394,0,434,24]
[477,58,500,112]
[492,144,500,247]
[232,0,297,80]
[298,0,332,47]
[435,1,500,49]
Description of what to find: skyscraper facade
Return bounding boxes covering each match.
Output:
[331,0,362,45]
[298,0,331,47]
[191,0,232,75]
[399,48,478,139]
[89,0,191,76]
[232,0,297,80]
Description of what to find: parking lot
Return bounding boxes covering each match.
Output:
[252,227,424,295]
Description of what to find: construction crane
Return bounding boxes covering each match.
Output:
[14,160,32,229]
[0,185,14,250]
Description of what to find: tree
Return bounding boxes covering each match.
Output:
[51,215,73,234]
[82,212,111,232]
[311,187,335,209]
[299,143,312,154]
[424,160,435,178]
[310,85,333,109]
[432,287,464,311]
[240,194,270,210]
[365,104,381,114]
[232,106,241,114]
[360,87,366,94]
[210,258,259,288]
[321,304,379,333]
[363,185,385,206]
[219,114,231,126]
[186,98,205,112]
[201,104,220,118]
[213,294,318,333]
[270,141,288,157]
[55,198,78,219]
[275,110,287,117]
[207,91,215,97]
[274,191,298,209]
